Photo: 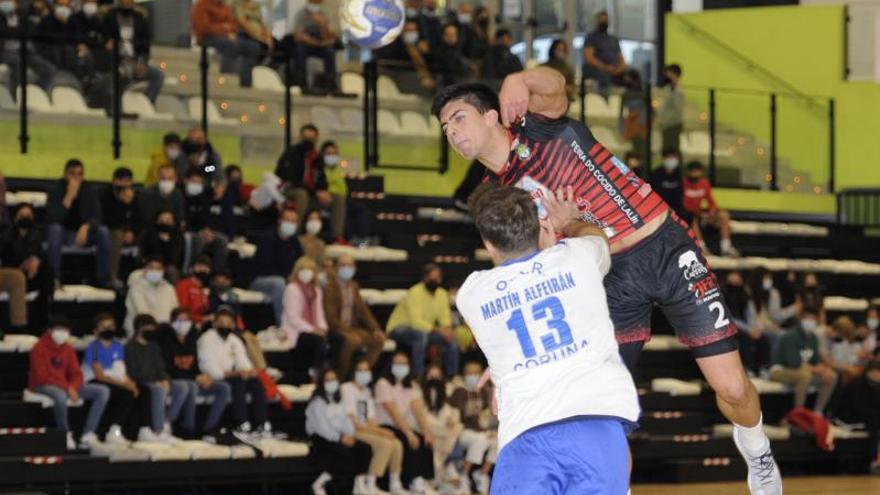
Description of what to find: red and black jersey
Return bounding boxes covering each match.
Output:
[488,113,668,245]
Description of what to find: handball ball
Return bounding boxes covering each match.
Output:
[340,0,406,49]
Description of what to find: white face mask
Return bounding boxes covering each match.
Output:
[867,317,879,331]
[457,13,472,24]
[324,380,339,394]
[323,154,340,166]
[662,158,679,171]
[337,266,356,282]
[402,32,419,45]
[391,364,410,380]
[298,269,314,284]
[172,319,192,337]
[144,269,164,284]
[762,278,773,291]
[278,221,297,239]
[158,179,175,195]
[801,319,818,332]
[306,3,321,13]
[51,328,70,346]
[306,220,322,235]
[354,370,372,387]
[55,6,71,21]
[186,182,204,196]
[464,374,480,391]
[166,146,181,160]
[83,3,98,16]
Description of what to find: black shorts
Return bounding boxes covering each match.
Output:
[604,213,738,359]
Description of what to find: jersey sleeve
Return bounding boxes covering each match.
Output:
[563,236,611,276]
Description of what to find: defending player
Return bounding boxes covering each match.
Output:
[456,184,639,494]
[432,68,782,495]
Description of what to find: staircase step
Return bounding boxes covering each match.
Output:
[0,428,66,456]
[0,400,51,427]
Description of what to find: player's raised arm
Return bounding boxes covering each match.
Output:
[499,67,568,126]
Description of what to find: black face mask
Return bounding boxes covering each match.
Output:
[216,326,233,339]
[424,280,440,293]
[99,329,116,341]
[194,272,211,286]
[118,6,133,17]
[16,217,34,229]
[213,282,230,293]
[157,224,175,234]
[142,329,158,341]
[598,21,609,33]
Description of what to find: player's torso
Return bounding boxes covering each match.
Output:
[498,114,667,242]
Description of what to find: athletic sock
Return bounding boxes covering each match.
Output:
[734,415,770,454]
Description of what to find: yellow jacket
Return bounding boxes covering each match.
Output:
[386,282,452,332]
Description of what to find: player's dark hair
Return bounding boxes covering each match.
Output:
[431,83,500,119]
[686,161,704,172]
[112,166,133,180]
[64,158,83,172]
[468,184,540,257]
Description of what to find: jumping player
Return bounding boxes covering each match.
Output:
[432,67,782,495]
[457,184,639,494]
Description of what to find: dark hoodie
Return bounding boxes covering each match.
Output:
[28,332,83,391]
[156,323,201,380]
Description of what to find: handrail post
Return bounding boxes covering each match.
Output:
[362,58,370,171]
[199,44,209,138]
[643,80,652,165]
[770,93,778,191]
[18,20,28,154]
[579,74,586,124]
[111,31,121,159]
[828,98,835,194]
[709,88,716,185]
[369,61,378,169]
[284,48,293,151]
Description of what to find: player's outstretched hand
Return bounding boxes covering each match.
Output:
[543,186,581,232]
[499,73,530,127]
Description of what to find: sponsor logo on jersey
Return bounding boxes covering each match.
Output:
[515,175,550,219]
[678,250,709,281]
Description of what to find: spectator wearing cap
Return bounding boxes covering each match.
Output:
[28,316,109,449]
[145,133,182,188]
[482,28,522,82]
[182,166,229,273]
[191,0,261,88]
[1,203,49,332]
[102,166,142,285]
[249,206,303,325]
[124,256,179,335]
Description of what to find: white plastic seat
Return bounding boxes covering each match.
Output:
[340,72,364,97]
[399,111,434,137]
[50,87,104,116]
[584,93,616,118]
[122,91,173,121]
[682,130,734,158]
[378,75,418,102]
[311,105,342,132]
[188,97,237,125]
[156,94,190,120]
[252,66,285,92]
[16,85,53,112]
[591,125,631,152]
[0,84,16,111]
[377,109,402,136]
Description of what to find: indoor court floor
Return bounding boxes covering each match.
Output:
[633,476,879,494]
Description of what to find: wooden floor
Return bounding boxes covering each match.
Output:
[633,476,879,494]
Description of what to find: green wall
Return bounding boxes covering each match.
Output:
[666,5,880,191]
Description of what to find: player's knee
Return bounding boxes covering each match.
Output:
[713,374,752,407]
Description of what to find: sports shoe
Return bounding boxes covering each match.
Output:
[733,428,783,495]
[365,475,389,495]
[389,476,410,495]
[472,471,490,494]
[105,425,128,446]
[78,431,100,449]
[409,477,438,495]
[444,464,461,482]
[66,431,76,450]
[353,474,369,494]
[311,471,331,495]
[721,244,741,257]
[137,426,162,443]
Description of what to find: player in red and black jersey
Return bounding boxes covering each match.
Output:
[432,67,782,495]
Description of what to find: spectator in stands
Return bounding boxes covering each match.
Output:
[482,28,523,82]
[249,206,302,325]
[421,364,462,489]
[157,307,231,438]
[581,10,626,89]
[145,133,182,188]
[138,209,185,277]
[455,3,487,62]
[658,64,684,154]
[834,358,880,473]
[124,256,178,335]
[198,305,270,437]
[375,352,435,493]
[276,124,332,220]
[82,313,136,445]
[624,151,645,179]
[33,0,86,90]
[178,127,224,188]
[300,209,327,267]
[447,361,496,493]
[542,38,576,103]
[683,161,738,256]
[234,0,274,58]
[375,19,436,92]
[649,149,685,220]
[306,368,373,495]
[291,0,339,93]
[821,316,870,385]
[124,314,185,443]
[619,69,647,154]
[866,306,879,349]
[282,256,329,385]
[102,167,142,286]
[191,0,260,88]
[403,0,421,20]
[46,159,112,287]
[70,0,105,67]
[0,0,56,94]
[434,22,471,87]
[220,164,250,237]
[207,268,243,321]
[318,141,348,243]
[324,255,385,379]
[102,0,163,102]
[417,0,443,50]
[341,359,407,494]
[387,263,456,377]
[1,204,50,331]
[28,316,108,449]
[183,167,229,272]
[769,305,838,415]
[724,271,770,375]
[800,272,825,324]
[139,164,186,225]
[747,267,801,352]
[175,255,212,325]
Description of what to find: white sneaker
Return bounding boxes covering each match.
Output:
[445,464,461,482]
[409,477,438,495]
[105,425,128,446]
[137,426,162,443]
[389,477,410,495]
[366,475,390,495]
[311,471,331,495]
[722,244,741,257]
[353,474,369,494]
[472,471,490,494]
[66,432,76,450]
[158,422,181,444]
[733,428,783,495]
[78,431,100,449]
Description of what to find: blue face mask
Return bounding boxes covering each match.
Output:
[355,370,372,387]
[391,364,410,380]
[464,374,480,391]
[338,266,356,281]
[324,380,339,395]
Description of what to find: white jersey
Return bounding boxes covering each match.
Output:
[456,236,640,451]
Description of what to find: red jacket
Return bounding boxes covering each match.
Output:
[683,177,717,214]
[191,0,235,42]
[176,277,209,323]
[28,333,83,392]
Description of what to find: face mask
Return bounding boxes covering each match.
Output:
[186,182,204,196]
[324,380,339,395]
[405,7,418,17]
[421,7,435,17]
[354,370,372,387]
[216,326,233,339]
[306,220,322,235]
[662,158,679,172]
[83,3,98,16]
[402,31,419,45]
[424,280,440,293]
[213,281,231,293]
[142,328,158,341]
[338,266,356,282]
[298,269,314,284]
[317,271,328,288]
[457,13,472,24]
[194,271,210,286]
[157,224,175,234]
[306,4,321,13]
[144,270,164,284]
[16,217,34,229]
[99,329,116,341]
[165,146,180,160]
[158,179,175,195]
[278,221,297,239]
[55,6,70,21]
[172,319,192,337]
[391,364,410,380]
[0,1,14,15]
[762,279,773,291]
[51,328,70,346]
[801,320,818,332]
[867,318,878,330]
[464,374,480,391]
[118,5,133,15]
[598,21,609,33]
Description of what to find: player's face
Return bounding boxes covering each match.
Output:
[439,100,497,161]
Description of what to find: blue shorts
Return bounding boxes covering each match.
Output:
[491,416,630,495]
